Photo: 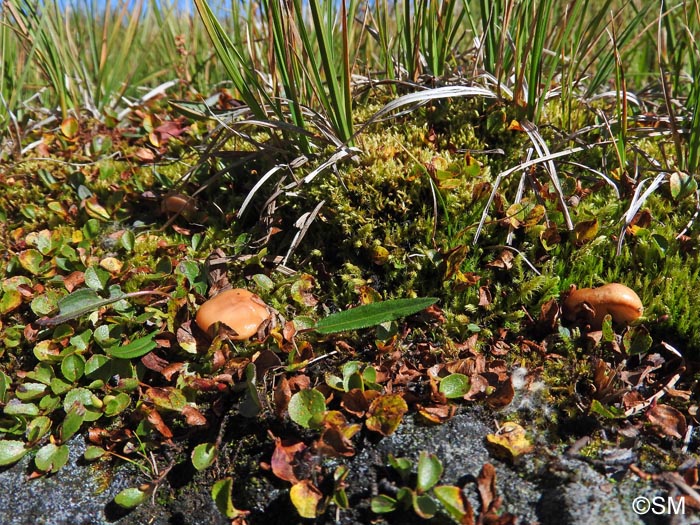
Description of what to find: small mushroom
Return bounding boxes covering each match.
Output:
[195,288,271,340]
[161,193,198,217]
[562,283,643,329]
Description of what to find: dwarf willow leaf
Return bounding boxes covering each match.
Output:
[371,494,398,513]
[192,442,217,471]
[115,487,149,509]
[433,485,468,521]
[105,332,157,359]
[288,389,326,429]
[211,477,246,519]
[416,452,443,493]
[84,445,106,461]
[35,443,69,473]
[439,373,471,399]
[0,440,28,466]
[314,297,438,335]
[412,493,438,519]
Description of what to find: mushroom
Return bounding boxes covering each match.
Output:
[562,283,643,329]
[195,288,271,340]
[161,193,198,217]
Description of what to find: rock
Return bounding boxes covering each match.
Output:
[0,408,693,525]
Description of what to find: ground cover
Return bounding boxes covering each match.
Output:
[1,1,700,523]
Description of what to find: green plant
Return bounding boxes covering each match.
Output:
[371,452,471,522]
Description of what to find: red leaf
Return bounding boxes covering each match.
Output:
[271,438,306,484]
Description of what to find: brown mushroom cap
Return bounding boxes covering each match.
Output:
[195,288,270,340]
[161,193,198,215]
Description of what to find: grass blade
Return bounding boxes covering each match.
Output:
[315,297,438,335]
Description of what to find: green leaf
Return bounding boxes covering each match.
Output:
[434,485,469,522]
[84,445,107,461]
[120,230,135,252]
[63,387,101,421]
[0,371,9,403]
[371,494,397,514]
[60,402,86,442]
[105,332,157,359]
[26,416,52,443]
[50,377,72,396]
[601,314,615,342]
[84,354,111,379]
[0,440,28,466]
[412,493,438,519]
[589,399,626,419]
[623,325,653,356]
[104,393,131,417]
[15,382,48,401]
[288,388,326,429]
[115,487,149,509]
[192,443,217,471]
[416,451,443,493]
[35,443,69,473]
[388,454,412,481]
[439,373,471,399]
[4,399,39,416]
[85,266,110,291]
[30,291,61,316]
[669,171,697,200]
[0,290,22,314]
[211,477,246,519]
[18,249,44,275]
[61,353,86,382]
[314,297,438,334]
[35,288,121,326]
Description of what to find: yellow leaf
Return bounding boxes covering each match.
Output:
[485,422,533,463]
[83,197,111,221]
[290,480,323,519]
[60,117,79,139]
[100,257,123,274]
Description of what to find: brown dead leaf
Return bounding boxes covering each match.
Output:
[464,374,490,401]
[647,404,687,439]
[417,403,456,424]
[478,286,492,307]
[181,405,207,426]
[477,463,497,511]
[134,147,156,162]
[537,298,560,333]
[146,408,173,439]
[341,389,372,417]
[486,377,514,409]
[486,250,514,270]
[63,271,85,292]
[288,374,311,392]
[622,391,645,411]
[283,321,297,343]
[141,352,169,373]
[161,362,185,381]
[274,376,292,417]
[254,349,282,379]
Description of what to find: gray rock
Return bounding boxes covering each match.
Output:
[0,407,695,525]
